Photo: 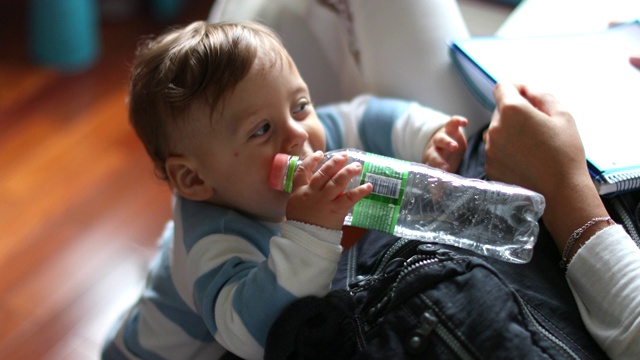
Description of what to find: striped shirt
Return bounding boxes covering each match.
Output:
[102,95,449,359]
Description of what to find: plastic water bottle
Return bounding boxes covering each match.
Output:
[270,148,545,263]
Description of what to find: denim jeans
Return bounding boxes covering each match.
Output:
[267,234,608,359]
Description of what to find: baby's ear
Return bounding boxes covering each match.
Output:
[165,156,213,201]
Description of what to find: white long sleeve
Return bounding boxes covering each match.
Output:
[567,225,640,359]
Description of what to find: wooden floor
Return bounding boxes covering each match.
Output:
[0,1,212,358]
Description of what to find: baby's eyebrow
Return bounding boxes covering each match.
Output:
[290,83,310,97]
[220,108,260,137]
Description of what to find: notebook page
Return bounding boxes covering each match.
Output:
[459,23,640,174]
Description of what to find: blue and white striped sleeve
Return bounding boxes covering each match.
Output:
[317,95,451,162]
[201,226,341,359]
[104,201,345,360]
[178,205,343,359]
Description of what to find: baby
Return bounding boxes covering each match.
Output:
[102,20,467,360]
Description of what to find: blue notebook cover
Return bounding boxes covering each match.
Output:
[450,20,640,195]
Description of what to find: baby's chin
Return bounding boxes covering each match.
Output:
[263,195,289,223]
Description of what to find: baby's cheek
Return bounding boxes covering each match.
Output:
[305,141,322,154]
[306,121,326,152]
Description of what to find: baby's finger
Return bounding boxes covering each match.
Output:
[301,150,324,168]
[291,151,323,189]
[321,162,364,199]
[337,182,373,207]
[307,153,349,191]
[424,151,451,172]
[444,116,468,134]
[433,133,460,152]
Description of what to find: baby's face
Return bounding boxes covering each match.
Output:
[180,54,325,222]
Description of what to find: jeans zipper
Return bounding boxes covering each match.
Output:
[404,304,478,360]
[353,239,585,359]
[398,252,479,359]
[373,237,414,275]
[348,238,417,291]
[514,292,579,359]
[399,251,580,359]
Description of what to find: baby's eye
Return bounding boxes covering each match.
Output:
[251,123,271,138]
[293,99,311,114]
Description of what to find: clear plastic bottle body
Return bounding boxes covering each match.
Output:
[279,148,545,263]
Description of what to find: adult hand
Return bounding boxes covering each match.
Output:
[485,83,609,252]
[484,83,589,197]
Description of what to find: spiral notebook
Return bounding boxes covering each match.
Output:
[449,20,640,196]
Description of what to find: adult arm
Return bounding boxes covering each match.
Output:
[568,56,640,356]
[484,83,611,259]
[484,83,640,359]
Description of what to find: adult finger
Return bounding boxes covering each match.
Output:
[519,86,566,118]
[493,83,528,110]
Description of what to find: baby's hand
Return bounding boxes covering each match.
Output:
[286,152,373,230]
[422,116,468,172]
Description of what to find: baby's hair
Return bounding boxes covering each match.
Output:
[128,21,287,180]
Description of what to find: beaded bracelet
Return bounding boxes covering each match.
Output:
[559,216,613,269]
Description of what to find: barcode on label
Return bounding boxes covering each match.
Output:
[365,173,401,199]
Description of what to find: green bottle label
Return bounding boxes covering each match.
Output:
[351,153,409,234]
